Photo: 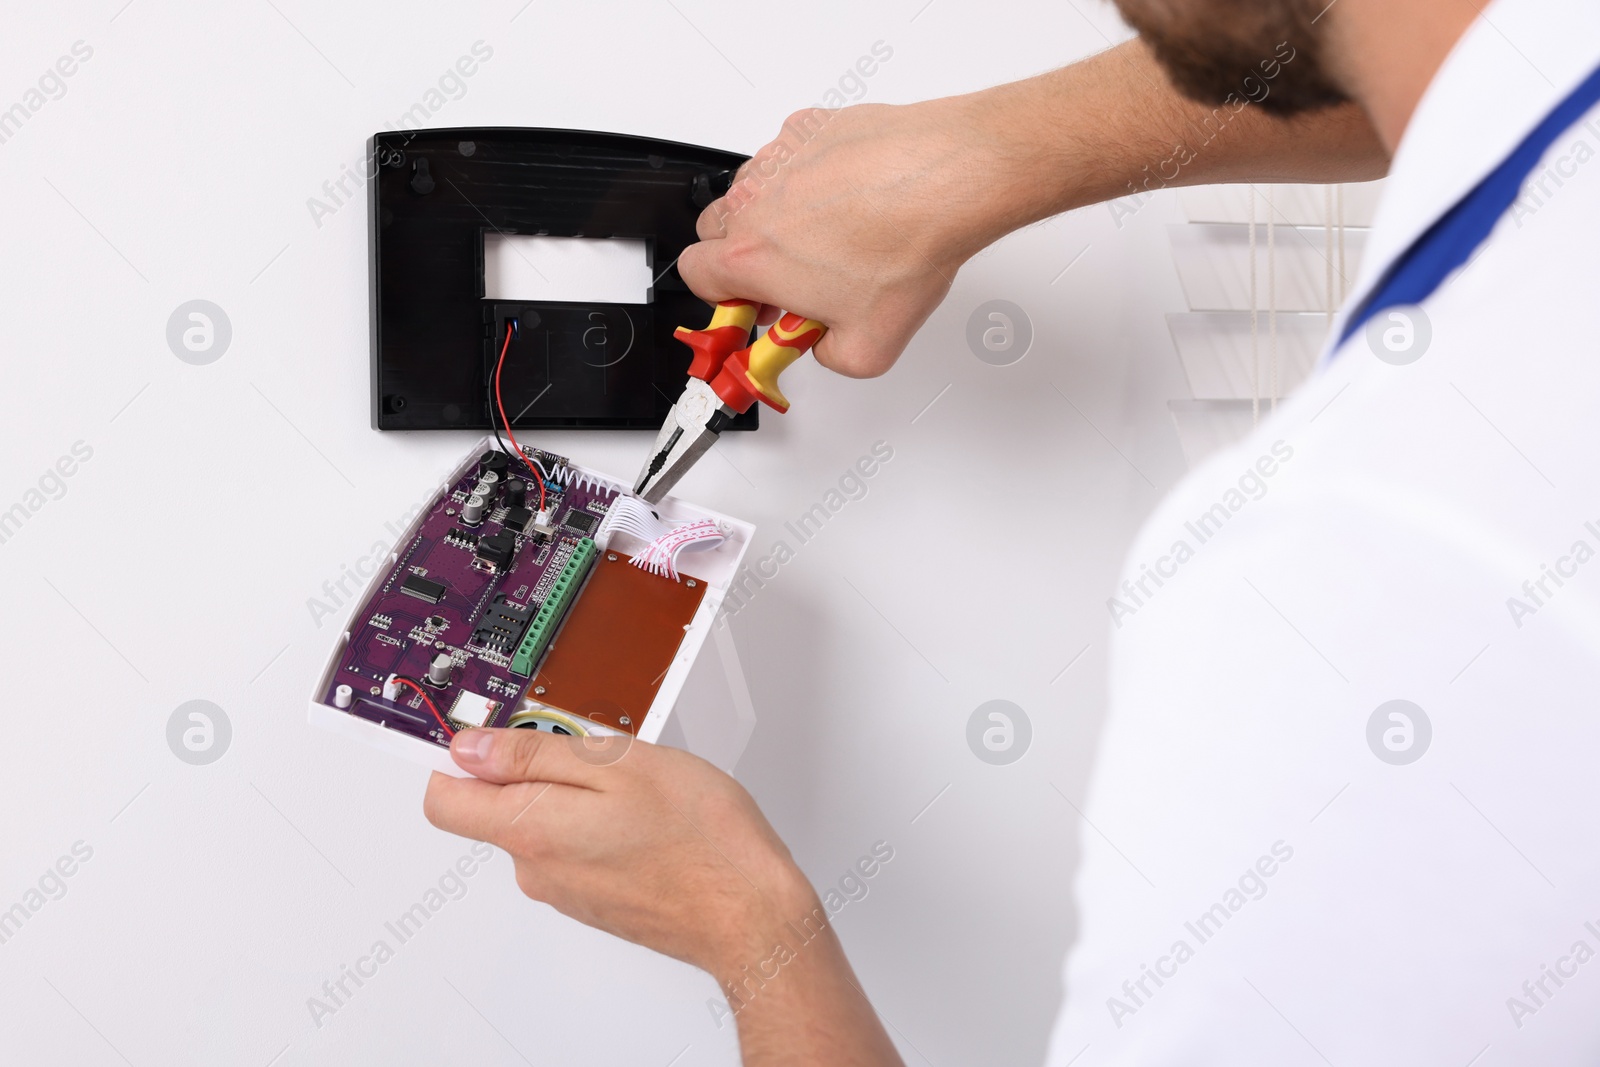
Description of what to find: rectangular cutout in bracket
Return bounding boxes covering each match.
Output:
[483,234,652,304]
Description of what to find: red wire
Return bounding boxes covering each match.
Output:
[391,676,455,739]
[493,321,547,512]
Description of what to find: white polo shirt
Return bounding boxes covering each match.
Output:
[1046,3,1600,1064]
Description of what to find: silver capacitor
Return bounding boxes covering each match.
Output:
[462,493,487,524]
[427,652,453,686]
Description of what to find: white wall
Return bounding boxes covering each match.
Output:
[0,2,1209,1063]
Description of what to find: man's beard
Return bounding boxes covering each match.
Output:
[1114,0,1348,115]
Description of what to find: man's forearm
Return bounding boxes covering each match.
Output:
[938,39,1388,258]
[715,886,905,1066]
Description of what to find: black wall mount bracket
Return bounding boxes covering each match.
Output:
[368,127,753,432]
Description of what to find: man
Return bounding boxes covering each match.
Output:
[427,0,1600,1061]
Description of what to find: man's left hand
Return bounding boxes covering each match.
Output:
[423,727,816,978]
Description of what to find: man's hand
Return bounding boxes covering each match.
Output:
[680,99,987,380]
[423,728,904,1066]
[424,728,807,974]
[679,40,1385,379]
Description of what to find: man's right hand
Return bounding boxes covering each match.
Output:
[679,98,997,380]
[678,41,1386,381]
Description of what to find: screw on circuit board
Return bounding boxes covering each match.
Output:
[434,641,445,649]
[607,553,618,561]
[369,686,380,695]
[618,716,631,726]
[534,686,546,695]
[446,507,456,516]
[686,579,696,588]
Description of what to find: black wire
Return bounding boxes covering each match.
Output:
[487,319,553,511]
[488,322,512,457]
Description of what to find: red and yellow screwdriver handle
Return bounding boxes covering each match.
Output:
[673,300,826,416]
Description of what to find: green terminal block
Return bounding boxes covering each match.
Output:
[510,537,597,676]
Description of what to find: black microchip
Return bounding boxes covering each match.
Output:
[475,530,517,570]
[562,509,597,535]
[472,594,532,652]
[503,506,534,534]
[400,573,447,604]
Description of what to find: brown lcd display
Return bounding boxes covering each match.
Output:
[531,553,707,734]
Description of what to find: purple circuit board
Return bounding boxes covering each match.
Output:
[321,447,619,746]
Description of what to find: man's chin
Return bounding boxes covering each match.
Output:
[1119,1,1348,117]
[1167,58,1347,116]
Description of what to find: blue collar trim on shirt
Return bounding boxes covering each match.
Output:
[1339,60,1600,348]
